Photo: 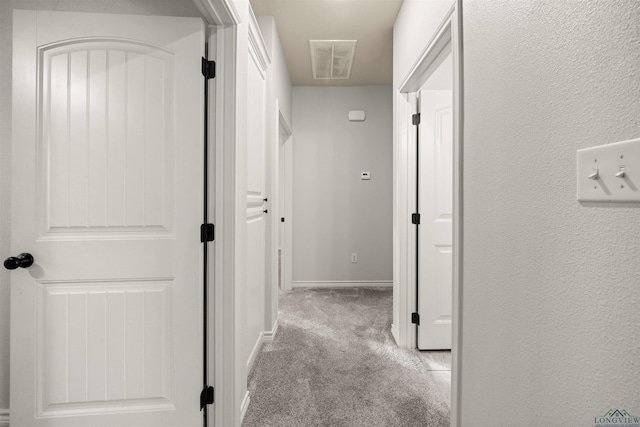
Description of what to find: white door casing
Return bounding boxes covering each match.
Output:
[277,107,293,291]
[417,89,453,350]
[11,10,204,426]
[278,125,285,254]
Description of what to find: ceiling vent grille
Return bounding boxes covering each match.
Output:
[309,40,357,80]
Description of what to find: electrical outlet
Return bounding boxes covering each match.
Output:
[351,253,358,263]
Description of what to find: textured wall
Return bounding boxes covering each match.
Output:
[462,0,640,424]
[0,0,204,418]
[292,86,393,283]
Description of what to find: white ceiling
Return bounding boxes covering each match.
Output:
[249,0,404,86]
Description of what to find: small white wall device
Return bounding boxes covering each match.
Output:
[360,171,371,180]
[348,110,366,122]
[577,137,640,202]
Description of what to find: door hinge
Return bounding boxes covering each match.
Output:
[412,113,421,126]
[411,213,420,225]
[200,223,215,242]
[200,385,214,409]
[201,57,216,79]
[411,312,420,325]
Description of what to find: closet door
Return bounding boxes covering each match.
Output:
[11,10,204,426]
[417,89,453,350]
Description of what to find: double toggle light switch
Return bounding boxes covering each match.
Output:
[587,166,626,181]
[577,138,640,202]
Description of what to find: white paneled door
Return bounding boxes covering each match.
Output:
[244,35,267,366]
[11,11,205,426]
[417,90,453,350]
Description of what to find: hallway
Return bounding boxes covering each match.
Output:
[243,288,451,426]
[1,1,639,425]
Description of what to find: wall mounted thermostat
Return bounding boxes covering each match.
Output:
[577,137,640,202]
[360,171,371,180]
[349,110,366,122]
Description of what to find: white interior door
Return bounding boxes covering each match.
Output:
[11,11,205,426]
[278,130,285,253]
[277,113,292,291]
[244,41,267,367]
[278,129,285,289]
[417,89,453,350]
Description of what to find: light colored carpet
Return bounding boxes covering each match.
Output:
[242,287,451,427]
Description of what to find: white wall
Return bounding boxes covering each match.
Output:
[393,0,455,84]
[256,17,292,125]
[392,0,454,346]
[461,0,640,424]
[0,0,205,421]
[292,86,392,285]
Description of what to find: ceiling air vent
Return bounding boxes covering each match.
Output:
[309,40,357,80]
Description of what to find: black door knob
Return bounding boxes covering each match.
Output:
[4,253,34,270]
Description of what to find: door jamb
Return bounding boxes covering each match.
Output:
[397,2,463,425]
[194,0,240,425]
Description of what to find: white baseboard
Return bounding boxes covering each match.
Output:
[263,320,278,341]
[240,390,250,422]
[292,280,392,288]
[0,409,8,427]
[391,323,399,346]
[247,331,264,373]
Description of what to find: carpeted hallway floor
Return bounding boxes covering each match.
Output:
[242,287,451,426]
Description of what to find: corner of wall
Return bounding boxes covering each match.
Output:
[263,319,278,341]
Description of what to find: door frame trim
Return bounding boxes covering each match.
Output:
[396,2,463,426]
[211,23,240,427]
[276,101,293,291]
[194,0,241,425]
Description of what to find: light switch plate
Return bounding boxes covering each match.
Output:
[360,171,371,180]
[577,137,640,202]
